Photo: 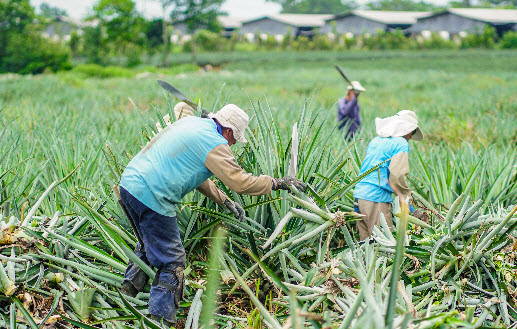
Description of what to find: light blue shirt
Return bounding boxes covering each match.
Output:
[120,116,228,217]
[353,136,409,203]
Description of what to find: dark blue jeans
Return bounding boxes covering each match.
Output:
[120,187,186,322]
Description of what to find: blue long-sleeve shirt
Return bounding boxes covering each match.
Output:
[337,96,361,138]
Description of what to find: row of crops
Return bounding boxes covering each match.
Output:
[0,50,516,328]
[0,97,516,328]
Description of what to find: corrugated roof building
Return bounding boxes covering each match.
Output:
[409,8,517,35]
[173,16,244,37]
[320,10,431,35]
[239,14,333,38]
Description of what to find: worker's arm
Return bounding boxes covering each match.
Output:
[205,144,274,195]
[337,95,357,121]
[389,152,411,205]
[196,179,229,204]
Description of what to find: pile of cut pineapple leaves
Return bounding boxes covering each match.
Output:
[0,102,516,329]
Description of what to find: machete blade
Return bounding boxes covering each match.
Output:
[334,64,353,88]
[157,80,198,110]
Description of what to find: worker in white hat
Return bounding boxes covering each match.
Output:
[353,110,424,240]
[337,81,366,139]
[118,103,306,325]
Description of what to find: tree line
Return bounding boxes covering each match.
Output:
[0,0,516,74]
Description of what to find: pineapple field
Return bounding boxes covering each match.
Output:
[0,49,516,328]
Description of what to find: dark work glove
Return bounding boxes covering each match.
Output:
[412,209,426,221]
[200,109,209,118]
[224,199,245,220]
[273,176,307,193]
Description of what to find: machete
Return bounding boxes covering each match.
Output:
[334,64,354,89]
[157,80,198,110]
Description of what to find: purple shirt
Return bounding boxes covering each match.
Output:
[337,96,362,138]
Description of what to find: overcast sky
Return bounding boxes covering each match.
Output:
[30,0,450,20]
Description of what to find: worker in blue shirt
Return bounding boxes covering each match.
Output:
[353,110,424,240]
[118,104,306,326]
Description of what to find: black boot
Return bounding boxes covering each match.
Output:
[151,314,176,327]
[120,281,139,298]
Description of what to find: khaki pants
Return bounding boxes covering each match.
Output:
[357,199,393,241]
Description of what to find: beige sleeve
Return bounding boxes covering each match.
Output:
[205,144,274,195]
[389,152,411,200]
[196,179,229,204]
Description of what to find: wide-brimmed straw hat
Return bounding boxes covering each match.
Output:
[347,81,366,92]
[209,104,249,143]
[375,110,424,141]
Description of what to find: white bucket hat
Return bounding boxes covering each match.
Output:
[347,81,366,92]
[375,110,424,141]
[209,104,249,143]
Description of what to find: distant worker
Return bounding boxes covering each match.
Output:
[353,110,424,240]
[118,103,307,326]
[337,81,366,139]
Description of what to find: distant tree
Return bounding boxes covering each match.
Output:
[83,26,105,64]
[170,0,224,34]
[449,0,472,7]
[0,0,70,74]
[267,0,357,14]
[367,0,439,11]
[91,0,146,52]
[169,0,225,62]
[39,3,67,18]
[0,0,35,33]
[146,18,164,48]
[152,0,173,66]
[462,0,516,7]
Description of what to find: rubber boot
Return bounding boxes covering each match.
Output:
[120,281,139,298]
[151,314,176,327]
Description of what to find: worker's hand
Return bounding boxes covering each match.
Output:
[412,209,427,221]
[224,199,245,220]
[273,177,307,193]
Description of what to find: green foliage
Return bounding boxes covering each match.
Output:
[500,30,517,48]
[194,29,225,51]
[367,0,440,10]
[258,34,280,50]
[70,64,135,78]
[82,26,106,64]
[460,25,497,48]
[271,0,357,14]
[69,30,80,57]
[91,0,146,53]
[0,0,71,74]
[0,0,35,33]
[0,50,516,327]
[418,32,457,49]
[170,0,224,34]
[146,18,164,49]
[39,2,67,18]
[1,30,71,74]
[363,29,414,50]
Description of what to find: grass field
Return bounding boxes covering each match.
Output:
[0,49,516,327]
